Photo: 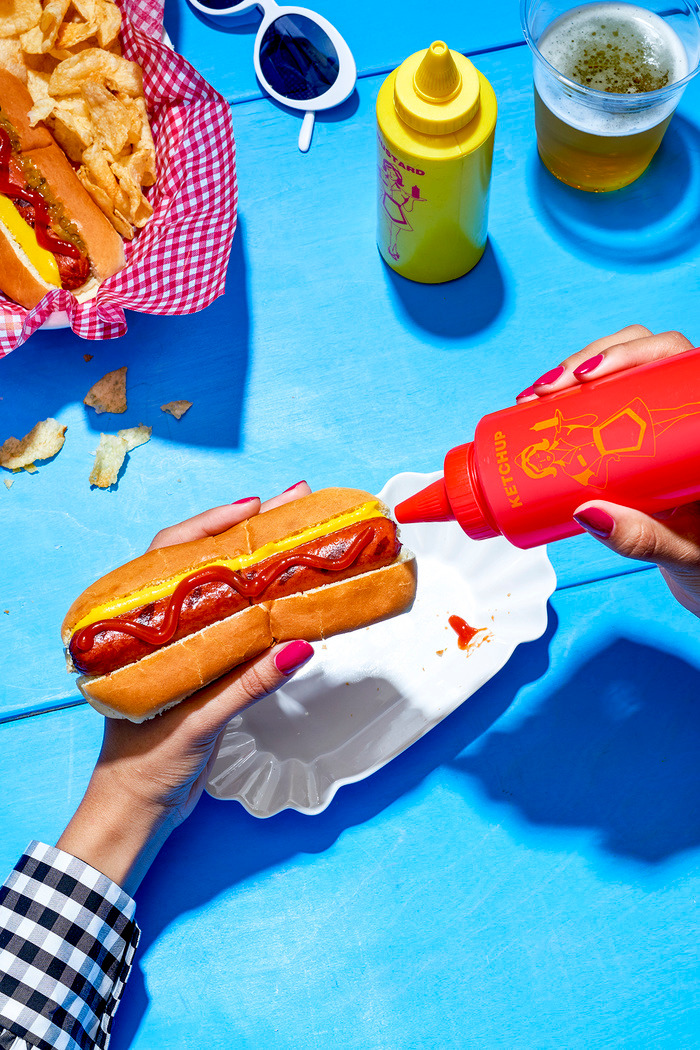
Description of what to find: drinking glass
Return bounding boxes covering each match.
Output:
[521,0,700,191]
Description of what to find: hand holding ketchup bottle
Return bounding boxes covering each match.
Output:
[396,327,700,619]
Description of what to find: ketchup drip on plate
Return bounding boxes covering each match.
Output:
[448,615,481,650]
[74,525,376,654]
[0,127,84,268]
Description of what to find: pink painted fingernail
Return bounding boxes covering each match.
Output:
[573,354,604,378]
[283,481,307,493]
[274,640,314,676]
[231,496,259,505]
[573,507,615,538]
[516,385,536,400]
[533,365,565,387]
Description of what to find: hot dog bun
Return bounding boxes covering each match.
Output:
[62,488,417,722]
[0,69,126,309]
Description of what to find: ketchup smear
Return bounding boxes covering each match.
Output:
[448,615,481,650]
[0,127,82,263]
[74,525,376,654]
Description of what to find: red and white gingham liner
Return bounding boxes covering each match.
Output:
[0,0,237,355]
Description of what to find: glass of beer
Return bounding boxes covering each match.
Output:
[521,0,700,191]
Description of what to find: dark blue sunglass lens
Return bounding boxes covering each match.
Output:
[260,14,340,101]
[193,0,247,10]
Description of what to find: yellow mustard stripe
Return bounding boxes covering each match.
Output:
[71,501,384,635]
[0,195,60,285]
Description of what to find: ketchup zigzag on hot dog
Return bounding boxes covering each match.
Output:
[0,69,125,309]
[62,489,417,722]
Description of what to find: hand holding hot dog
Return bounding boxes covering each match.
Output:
[63,484,416,721]
[57,482,316,893]
[517,327,700,618]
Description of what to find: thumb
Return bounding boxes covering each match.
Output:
[572,500,698,568]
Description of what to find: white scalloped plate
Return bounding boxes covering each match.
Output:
[206,471,557,817]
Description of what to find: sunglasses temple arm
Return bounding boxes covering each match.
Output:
[298,111,315,152]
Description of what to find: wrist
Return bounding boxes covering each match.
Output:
[57,773,173,895]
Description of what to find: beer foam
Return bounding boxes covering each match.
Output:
[536,2,689,134]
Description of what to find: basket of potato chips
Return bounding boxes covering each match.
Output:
[0,0,237,353]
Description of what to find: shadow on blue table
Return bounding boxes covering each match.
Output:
[2,217,252,453]
[384,240,506,339]
[109,604,557,1049]
[455,635,700,864]
[531,114,700,268]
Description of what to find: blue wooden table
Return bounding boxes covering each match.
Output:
[1,2,700,1046]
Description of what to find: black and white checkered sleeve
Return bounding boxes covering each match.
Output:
[0,841,140,1050]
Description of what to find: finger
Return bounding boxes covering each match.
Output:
[568,329,693,385]
[516,325,652,402]
[572,499,700,570]
[517,326,693,402]
[566,324,654,370]
[147,481,313,551]
[180,640,315,736]
[147,498,261,551]
[260,479,312,514]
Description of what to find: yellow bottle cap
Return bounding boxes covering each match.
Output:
[393,41,481,136]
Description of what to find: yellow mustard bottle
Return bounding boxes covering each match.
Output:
[376,41,497,284]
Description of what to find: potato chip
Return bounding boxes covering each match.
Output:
[83,365,127,414]
[111,153,152,227]
[26,67,55,123]
[20,0,69,53]
[56,19,94,48]
[48,101,94,159]
[23,49,57,74]
[109,204,135,238]
[132,99,156,181]
[115,93,142,146]
[89,423,151,487]
[89,432,125,487]
[0,417,66,470]
[78,169,132,234]
[95,0,119,48]
[49,47,142,96]
[161,401,192,420]
[81,80,129,155]
[119,423,151,450]
[0,37,27,79]
[69,0,96,23]
[81,138,120,198]
[48,37,92,59]
[0,0,41,39]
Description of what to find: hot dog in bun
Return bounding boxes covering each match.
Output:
[63,488,417,722]
[0,69,126,309]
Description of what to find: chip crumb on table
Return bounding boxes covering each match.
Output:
[161,400,192,420]
[90,423,151,488]
[84,365,127,414]
[0,417,66,472]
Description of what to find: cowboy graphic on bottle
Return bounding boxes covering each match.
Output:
[379,160,426,261]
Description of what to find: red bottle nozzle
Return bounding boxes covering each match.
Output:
[395,477,454,523]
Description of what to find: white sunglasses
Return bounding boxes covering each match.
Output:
[187,0,357,151]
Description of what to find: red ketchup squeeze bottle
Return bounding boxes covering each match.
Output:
[395,348,700,549]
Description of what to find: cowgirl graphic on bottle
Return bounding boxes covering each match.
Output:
[379,160,425,261]
[516,397,700,488]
